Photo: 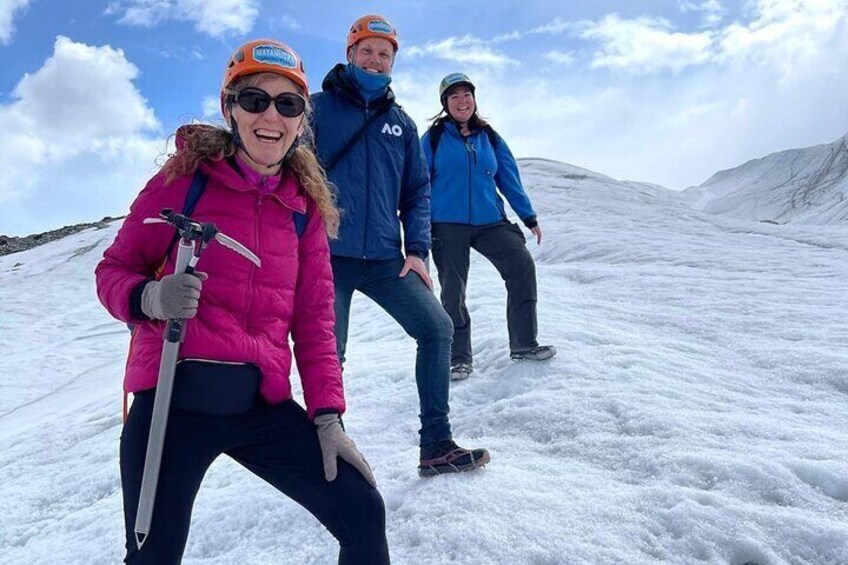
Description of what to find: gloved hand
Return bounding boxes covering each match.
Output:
[314,413,376,487]
[140,272,207,320]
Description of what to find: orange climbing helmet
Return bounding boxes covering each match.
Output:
[346,14,399,52]
[221,39,309,95]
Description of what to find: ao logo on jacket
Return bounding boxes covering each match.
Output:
[381,123,403,137]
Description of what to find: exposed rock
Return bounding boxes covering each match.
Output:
[0,216,122,257]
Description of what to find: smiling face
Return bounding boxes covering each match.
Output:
[446,85,476,125]
[348,37,395,76]
[224,73,305,174]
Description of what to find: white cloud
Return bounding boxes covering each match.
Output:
[12,37,158,140]
[0,37,164,235]
[486,50,844,191]
[530,17,575,36]
[718,0,848,77]
[393,0,848,194]
[202,95,220,119]
[482,16,576,43]
[404,35,518,67]
[579,14,714,73]
[280,15,300,30]
[679,0,727,27]
[404,17,578,65]
[492,30,522,42]
[106,0,259,37]
[149,45,205,60]
[568,1,846,77]
[544,50,576,66]
[488,17,576,43]
[0,0,32,45]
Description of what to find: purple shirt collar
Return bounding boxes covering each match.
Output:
[235,154,282,194]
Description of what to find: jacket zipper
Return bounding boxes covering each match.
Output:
[466,137,476,224]
[244,193,262,357]
[362,100,371,259]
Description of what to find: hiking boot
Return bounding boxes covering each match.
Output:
[418,439,491,478]
[450,363,473,381]
[510,345,557,361]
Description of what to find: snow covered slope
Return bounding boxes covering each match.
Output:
[684,134,848,225]
[2,159,847,564]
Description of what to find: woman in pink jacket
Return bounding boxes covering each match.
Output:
[95,39,389,564]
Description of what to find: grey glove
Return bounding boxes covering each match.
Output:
[314,413,376,487]
[140,272,206,320]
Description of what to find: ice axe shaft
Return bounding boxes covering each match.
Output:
[134,211,259,549]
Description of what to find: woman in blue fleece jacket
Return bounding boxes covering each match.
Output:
[421,73,556,380]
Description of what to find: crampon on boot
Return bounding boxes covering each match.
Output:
[450,363,473,381]
[418,439,490,477]
[510,345,556,361]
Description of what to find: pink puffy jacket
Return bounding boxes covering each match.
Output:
[95,147,345,419]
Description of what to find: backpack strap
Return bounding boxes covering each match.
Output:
[162,169,209,262]
[428,121,445,156]
[483,124,500,150]
[427,122,445,179]
[126,169,209,333]
[169,170,308,246]
[293,210,308,238]
[122,170,209,419]
[183,169,209,215]
[324,104,394,174]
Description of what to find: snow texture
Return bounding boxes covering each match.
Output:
[1,157,847,564]
[684,134,848,225]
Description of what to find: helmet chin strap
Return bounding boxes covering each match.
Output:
[282,135,300,164]
[229,115,297,172]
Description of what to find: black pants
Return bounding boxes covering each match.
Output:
[121,392,390,564]
[431,220,538,365]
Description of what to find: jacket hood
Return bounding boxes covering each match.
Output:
[174,124,306,214]
[320,63,395,108]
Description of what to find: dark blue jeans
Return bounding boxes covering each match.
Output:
[331,256,453,446]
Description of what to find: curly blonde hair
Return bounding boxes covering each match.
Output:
[160,74,340,238]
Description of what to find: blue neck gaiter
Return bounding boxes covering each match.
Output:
[346,63,391,102]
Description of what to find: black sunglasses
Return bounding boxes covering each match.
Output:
[232,87,306,118]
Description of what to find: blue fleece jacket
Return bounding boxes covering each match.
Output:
[421,120,536,226]
[310,64,431,260]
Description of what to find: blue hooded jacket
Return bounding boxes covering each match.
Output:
[310,64,431,260]
[421,120,537,227]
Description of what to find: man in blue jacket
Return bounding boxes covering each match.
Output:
[310,14,490,477]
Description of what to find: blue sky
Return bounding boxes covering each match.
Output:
[1,0,847,235]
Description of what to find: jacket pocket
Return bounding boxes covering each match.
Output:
[171,360,261,415]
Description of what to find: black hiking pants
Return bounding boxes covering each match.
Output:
[431,220,539,366]
[121,391,389,564]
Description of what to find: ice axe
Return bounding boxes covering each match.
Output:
[133,208,260,549]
